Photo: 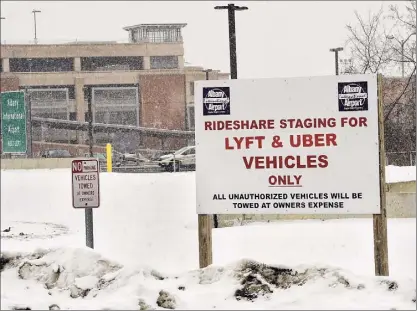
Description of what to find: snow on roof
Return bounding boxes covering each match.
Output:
[123,23,187,31]
[64,41,118,45]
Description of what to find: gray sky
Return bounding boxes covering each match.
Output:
[0,1,403,78]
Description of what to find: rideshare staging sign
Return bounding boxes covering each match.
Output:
[194,75,380,215]
[72,159,100,208]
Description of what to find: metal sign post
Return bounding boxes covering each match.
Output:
[72,159,100,248]
[25,91,33,158]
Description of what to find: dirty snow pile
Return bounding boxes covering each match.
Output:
[1,247,416,310]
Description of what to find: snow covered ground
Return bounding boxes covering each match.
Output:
[1,168,416,310]
[386,165,416,184]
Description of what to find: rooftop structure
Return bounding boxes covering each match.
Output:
[123,23,187,44]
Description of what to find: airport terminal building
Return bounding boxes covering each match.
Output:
[0,23,229,153]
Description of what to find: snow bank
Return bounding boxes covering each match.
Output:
[1,169,198,272]
[1,168,416,309]
[1,248,415,310]
[385,165,416,184]
[1,169,416,277]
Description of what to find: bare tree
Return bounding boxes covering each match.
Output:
[344,1,416,163]
[384,75,416,165]
[346,1,416,75]
[346,8,395,74]
[384,66,416,121]
[387,1,416,76]
[389,1,416,34]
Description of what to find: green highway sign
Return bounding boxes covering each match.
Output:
[1,91,28,154]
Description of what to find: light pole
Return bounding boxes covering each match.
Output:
[214,3,248,79]
[387,32,416,77]
[32,9,41,44]
[330,47,343,75]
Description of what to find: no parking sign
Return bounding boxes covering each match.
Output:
[72,159,100,208]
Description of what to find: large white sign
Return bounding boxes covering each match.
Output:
[72,159,100,208]
[195,74,380,215]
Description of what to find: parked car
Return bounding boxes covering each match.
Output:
[112,151,123,166]
[158,145,195,172]
[40,149,72,158]
[84,152,121,168]
[120,152,150,166]
[149,150,175,162]
[84,152,106,168]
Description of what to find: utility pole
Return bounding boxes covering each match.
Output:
[32,9,41,44]
[330,47,343,75]
[214,3,248,79]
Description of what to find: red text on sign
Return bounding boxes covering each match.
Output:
[205,119,275,131]
[225,136,265,150]
[268,175,302,186]
[242,155,328,169]
[290,133,337,148]
[279,118,337,129]
[341,117,368,127]
[72,161,83,173]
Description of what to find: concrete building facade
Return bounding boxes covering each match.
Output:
[0,23,229,151]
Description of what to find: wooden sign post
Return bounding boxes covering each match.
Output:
[198,214,213,268]
[373,73,389,276]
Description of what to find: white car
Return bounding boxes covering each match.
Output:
[158,146,195,172]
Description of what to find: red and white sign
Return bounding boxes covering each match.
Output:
[72,159,100,208]
[194,74,380,215]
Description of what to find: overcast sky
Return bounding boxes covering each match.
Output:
[0,1,403,78]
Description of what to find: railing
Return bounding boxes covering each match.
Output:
[386,151,416,166]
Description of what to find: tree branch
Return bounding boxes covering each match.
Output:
[384,66,416,121]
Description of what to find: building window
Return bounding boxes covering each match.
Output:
[9,58,74,72]
[186,103,195,130]
[27,88,71,143]
[150,56,178,69]
[81,57,143,71]
[95,111,138,126]
[190,82,194,96]
[84,112,92,122]
[69,112,77,121]
[92,87,139,126]
[28,88,70,120]
[90,86,140,152]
